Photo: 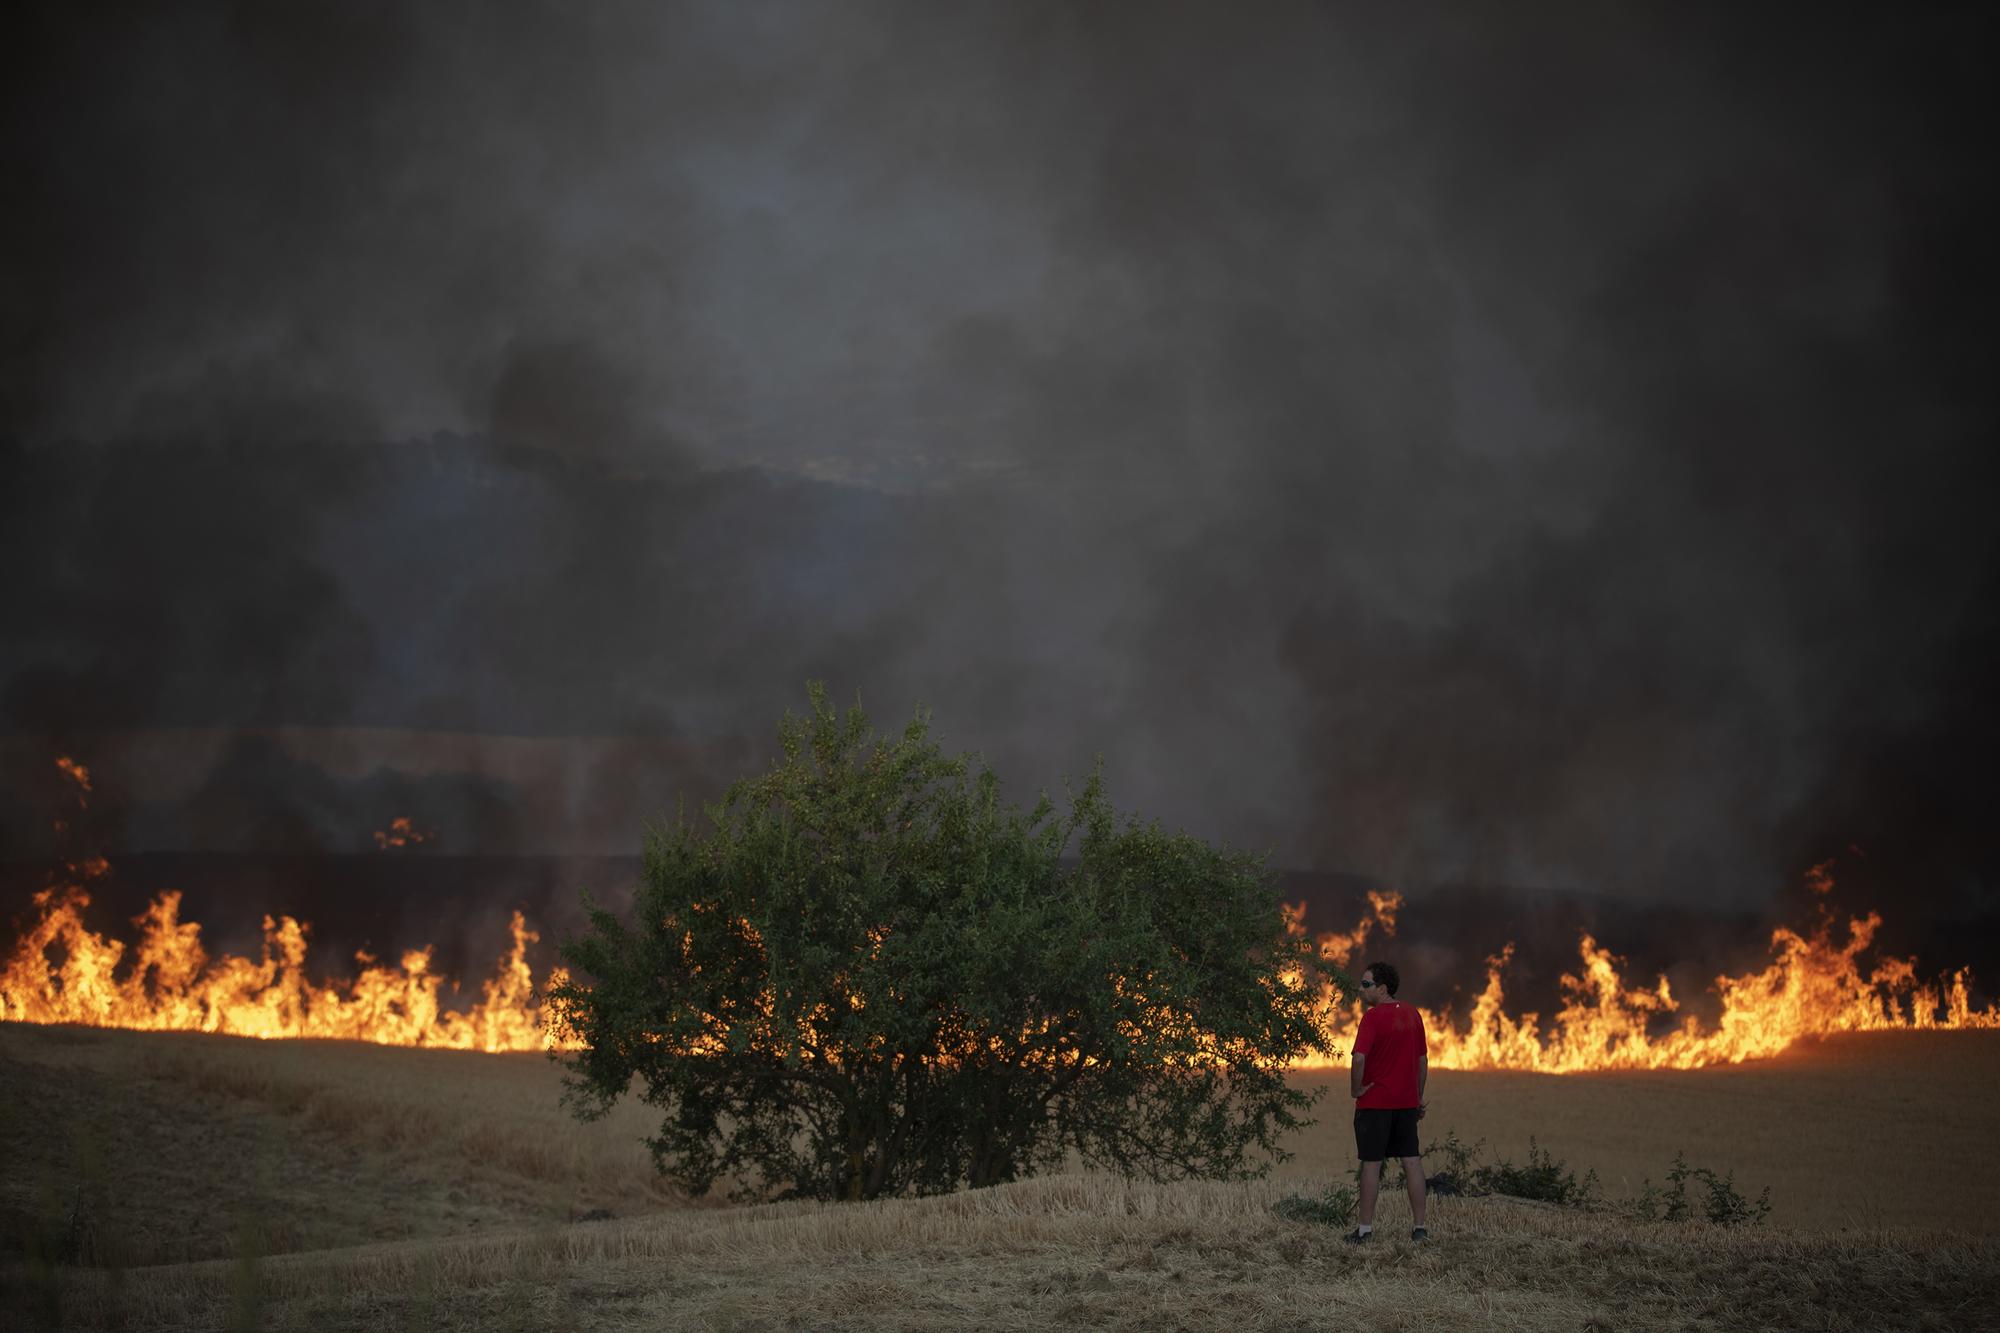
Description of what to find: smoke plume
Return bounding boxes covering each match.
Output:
[4,4,1993,947]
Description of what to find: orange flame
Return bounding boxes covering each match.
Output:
[1287,887,1401,967]
[5,850,1994,1068]
[372,815,432,850]
[1,888,575,1052]
[1298,870,2000,1071]
[50,755,92,837]
[55,756,92,797]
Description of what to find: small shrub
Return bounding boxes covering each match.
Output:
[1365,1129,1606,1210]
[1699,1168,1771,1226]
[1477,1137,1601,1207]
[1634,1152,1771,1227]
[1419,1128,1483,1197]
[1273,1184,1358,1227]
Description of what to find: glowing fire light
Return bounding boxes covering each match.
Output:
[4,757,574,1051]
[55,756,92,797]
[1291,869,2000,1071]
[50,754,93,838]
[5,868,1993,1066]
[4,749,1993,1065]
[0,889,575,1052]
[373,815,432,850]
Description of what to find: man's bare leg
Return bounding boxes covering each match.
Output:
[1401,1155,1427,1227]
[1357,1160,1383,1226]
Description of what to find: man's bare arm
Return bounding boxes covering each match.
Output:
[1351,1052,1372,1100]
[1417,1053,1428,1116]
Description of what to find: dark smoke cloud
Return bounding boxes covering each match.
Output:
[3,3,1994,943]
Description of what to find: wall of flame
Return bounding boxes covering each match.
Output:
[6,754,1994,1067]
[5,871,1994,1069]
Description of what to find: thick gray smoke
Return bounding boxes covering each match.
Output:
[4,3,1994,939]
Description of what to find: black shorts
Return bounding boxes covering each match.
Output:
[1353,1107,1421,1162]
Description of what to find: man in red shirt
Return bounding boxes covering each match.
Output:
[1349,960,1428,1241]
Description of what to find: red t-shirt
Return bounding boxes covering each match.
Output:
[1353,1001,1426,1109]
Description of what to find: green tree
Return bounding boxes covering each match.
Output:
[551,685,1340,1202]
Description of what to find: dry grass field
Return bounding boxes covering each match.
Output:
[1287,1033,2000,1235]
[3,1022,1997,1331]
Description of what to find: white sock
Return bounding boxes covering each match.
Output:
[1356,1223,1372,1236]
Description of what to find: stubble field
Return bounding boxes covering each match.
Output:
[3,1023,1996,1331]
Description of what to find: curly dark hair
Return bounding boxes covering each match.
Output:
[1364,961,1400,997]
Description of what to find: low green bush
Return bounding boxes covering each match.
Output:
[1635,1151,1771,1226]
[1273,1183,1359,1227]
[1416,1128,1482,1196]
[1477,1137,1602,1207]
[1379,1130,1599,1208]
[1362,1132,1770,1225]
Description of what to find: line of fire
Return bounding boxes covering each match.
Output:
[6,757,1994,1068]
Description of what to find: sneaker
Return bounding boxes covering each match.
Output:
[1345,1228,1371,1244]
[1410,1226,1429,1241]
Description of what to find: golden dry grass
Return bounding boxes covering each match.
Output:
[1281,1031,2000,1234]
[4,1023,1998,1331]
[23,1170,2000,1331]
[0,1021,679,1269]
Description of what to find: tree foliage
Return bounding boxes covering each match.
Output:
[550,685,1340,1202]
